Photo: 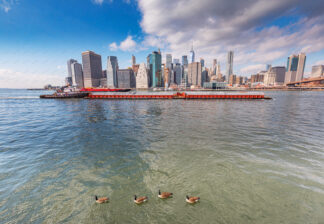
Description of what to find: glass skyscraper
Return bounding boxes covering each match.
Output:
[182,55,188,66]
[107,56,118,88]
[190,45,195,63]
[226,51,234,83]
[149,51,162,87]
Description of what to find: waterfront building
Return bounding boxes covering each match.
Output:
[117,69,136,88]
[65,77,72,86]
[82,51,102,88]
[166,54,172,69]
[217,63,222,79]
[132,64,140,74]
[182,55,188,66]
[67,59,77,78]
[202,69,208,85]
[136,63,149,89]
[311,65,324,78]
[188,62,202,87]
[174,63,182,85]
[251,73,265,84]
[212,59,217,75]
[229,74,236,86]
[267,66,286,86]
[149,51,162,87]
[190,44,195,63]
[163,67,171,87]
[226,51,234,83]
[173,58,180,64]
[285,53,306,84]
[71,61,84,88]
[132,55,136,66]
[107,56,118,88]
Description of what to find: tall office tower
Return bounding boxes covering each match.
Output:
[190,44,195,63]
[82,51,102,87]
[132,55,136,66]
[216,63,221,78]
[226,51,234,83]
[67,59,77,78]
[164,67,171,87]
[166,54,172,69]
[173,58,180,64]
[136,63,149,88]
[212,59,217,75]
[117,69,136,88]
[107,56,118,88]
[188,62,202,87]
[71,61,84,88]
[182,55,188,66]
[200,58,205,68]
[149,51,162,87]
[285,53,306,83]
[311,65,324,78]
[174,63,182,85]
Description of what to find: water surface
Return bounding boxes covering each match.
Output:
[0,89,324,223]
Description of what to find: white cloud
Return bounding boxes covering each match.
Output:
[93,0,104,5]
[240,64,266,75]
[109,35,137,52]
[137,0,324,73]
[1,0,14,12]
[109,42,118,51]
[0,68,63,89]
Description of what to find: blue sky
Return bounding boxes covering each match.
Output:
[0,0,324,88]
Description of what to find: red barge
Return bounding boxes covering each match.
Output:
[87,91,269,100]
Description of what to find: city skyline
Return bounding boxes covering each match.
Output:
[1,0,324,88]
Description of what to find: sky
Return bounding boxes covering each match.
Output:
[0,0,324,88]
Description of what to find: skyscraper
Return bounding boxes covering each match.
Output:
[107,56,118,88]
[182,55,188,66]
[136,63,149,88]
[132,55,136,66]
[226,51,234,83]
[117,69,136,88]
[149,51,162,87]
[174,63,182,85]
[311,65,324,78]
[285,53,306,83]
[200,58,205,68]
[212,59,217,75]
[188,62,202,87]
[82,51,102,87]
[67,59,77,78]
[71,61,84,88]
[166,54,172,69]
[190,44,195,63]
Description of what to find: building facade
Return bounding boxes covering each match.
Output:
[311,65,324,78]
[212,59,217,75]
[71,62,84,88]
[226,51,234,83]
[117,69,136,88]
[107,56,118,88]
[285,53,306,84]
[82,51,102,88]
[188,62,202,87]
[136,63,149,89]
[174,63,182,85]
[182,55,188,66]
[166,54,172,69]
[149,51,162,87]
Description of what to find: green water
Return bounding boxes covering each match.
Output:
[0,90,324,223]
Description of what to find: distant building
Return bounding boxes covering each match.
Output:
[311,65,324,78]
[132,64,140,74]
[266,64,272,71]
[173,58,180,64]
[166,54,172,69]
[264,66,286,86]
[190,44,195,63]
[67,59,77,78]
[117,69,136,88]
[71,62,84,88]
[174,63,182,85]
[164,67,171,87]
[229,74,236,86]
[285,53,306,84]
[149,51,162,87]
[212,59,217,75]
[107,56,118,88]
[251,73,265,84]
[188,62,202,87]
[226,51,234,83]
[200,58,205,68]
[132,55,136,66]
[182,55,188,66]
[136,63,149,89]
[82,51,102,87]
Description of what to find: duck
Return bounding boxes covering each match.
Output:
[134,195,148,204]
[158,190,173,199]
[95,195,109,204]
[186,195,200,204]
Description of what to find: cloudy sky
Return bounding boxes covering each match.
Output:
[0,0,324,88]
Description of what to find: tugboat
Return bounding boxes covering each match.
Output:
[40,86,89,99]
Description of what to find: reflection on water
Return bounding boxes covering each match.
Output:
[0,89,324,223]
